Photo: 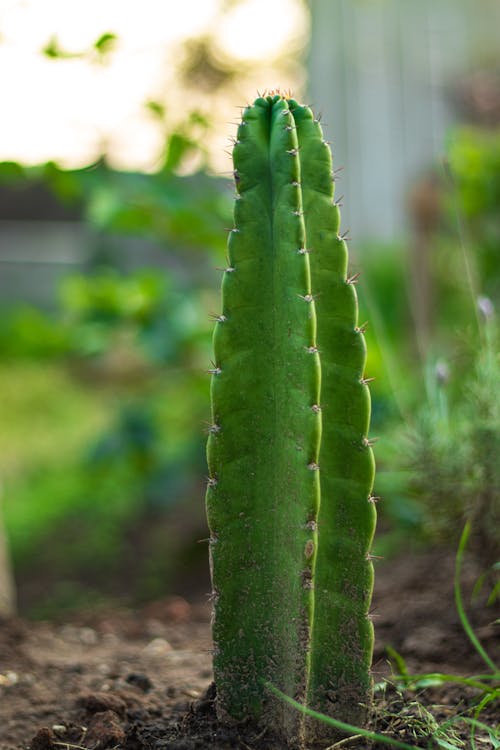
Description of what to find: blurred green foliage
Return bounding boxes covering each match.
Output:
[0,104,229,250]
[371,126,500,562]
[384,312,500,564]
[42,31,118,62]
[447,126,500,297]
[0,262,214,613]
[0,103,232,613]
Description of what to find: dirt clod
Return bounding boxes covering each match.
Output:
[77,691,128,717]
[85,710,126,749]
[29,727,54,750]
[126,672,154,692]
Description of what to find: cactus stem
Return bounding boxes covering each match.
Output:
[207,94,377,743]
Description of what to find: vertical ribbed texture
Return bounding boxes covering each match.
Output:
[206,93,376,747]
[206,95,321,744]
[291,102,376,733]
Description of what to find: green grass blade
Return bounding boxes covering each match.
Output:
[470,692,500,750]
[266,683,423,750]
[455,523,498,673]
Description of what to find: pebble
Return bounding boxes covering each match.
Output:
[0,671,18,686]
[142,637,173,656]
[125,672,153,692]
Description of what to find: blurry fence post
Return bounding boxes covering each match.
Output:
[0,485,16,617]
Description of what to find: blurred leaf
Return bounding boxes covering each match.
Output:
[94,32,117,55]
[42,32,117,61]
[0,307,70,359]
[0,161,26,182]
[145,100,167,120]
[42,36,76,60]
[164,132,196,172]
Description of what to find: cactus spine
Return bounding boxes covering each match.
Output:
[206,93,376,746]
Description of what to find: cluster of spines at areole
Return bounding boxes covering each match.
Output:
[205,89,376,744]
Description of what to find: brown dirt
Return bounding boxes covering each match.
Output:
[0,549,498,750]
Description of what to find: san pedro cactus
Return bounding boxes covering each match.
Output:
[205,92,376,746]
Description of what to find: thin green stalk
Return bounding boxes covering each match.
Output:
[455,523,498,673]
[389,672,498,694]
[470,692,500,750]
[266,683,422,750]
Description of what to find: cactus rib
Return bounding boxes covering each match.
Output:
[206,94,321,739]
[291,101,376,730]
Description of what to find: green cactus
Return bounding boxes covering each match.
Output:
[206,92,376,746]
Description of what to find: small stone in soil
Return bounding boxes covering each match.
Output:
[142,637,173,655]
[126,672,153,692]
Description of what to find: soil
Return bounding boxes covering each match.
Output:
[0,549,498,750]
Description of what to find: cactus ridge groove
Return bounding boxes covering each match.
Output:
[206,93,376,746]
